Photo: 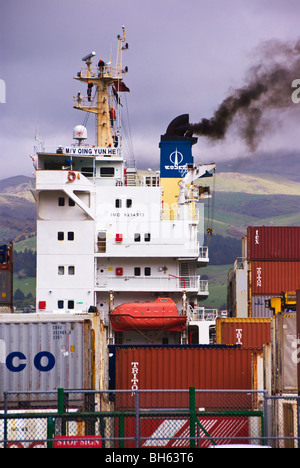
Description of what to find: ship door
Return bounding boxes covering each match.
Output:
[97,231,106,253]
[97,264,108,288]
[179,262,190,288]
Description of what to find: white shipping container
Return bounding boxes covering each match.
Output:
[0,314,95,406]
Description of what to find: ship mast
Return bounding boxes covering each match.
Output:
[73,27,128,147]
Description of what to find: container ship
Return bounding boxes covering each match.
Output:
[32,27,216,347]
[0,28,218,402]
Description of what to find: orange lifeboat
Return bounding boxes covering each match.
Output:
[110,298,186,332]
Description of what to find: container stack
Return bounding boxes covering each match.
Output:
[215,317,271,348]
[247,226,300,317]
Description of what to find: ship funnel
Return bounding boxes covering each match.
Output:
[73,125,87,144]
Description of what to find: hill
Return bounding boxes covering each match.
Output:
[217,150,300,183]
[0,176,36,244]
[202,171,300,240]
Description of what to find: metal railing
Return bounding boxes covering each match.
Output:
[1,388,269,449]
[2,388,300,448]
[188,307,219,321]
[95,275,208,293]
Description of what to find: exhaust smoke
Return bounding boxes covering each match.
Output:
[186,39,300,151]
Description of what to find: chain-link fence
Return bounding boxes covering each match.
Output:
[0,389,299,448]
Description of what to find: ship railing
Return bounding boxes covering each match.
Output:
[122,173,160,187]
[77,64,122,81]
[95,240,200,256]
[139,174,160,187]
[95,275,208,293]
[234,257,247,269]
[188,307,219,322]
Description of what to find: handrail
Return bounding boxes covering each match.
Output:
[169,274,186,289]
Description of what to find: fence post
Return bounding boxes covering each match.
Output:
[47,417,54,449]
[119,413,125,449]
[135,391,140,448]
[3,392,8,449]
[263,391,269,446]
[57,387,67,437]
[57,388,65,414]
[189,387,196,448]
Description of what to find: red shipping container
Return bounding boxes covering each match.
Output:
[250,261,300,294]
[110,346,256,410]
[247,226,300,261]
[121,415,249,448]
[216,318,271,348]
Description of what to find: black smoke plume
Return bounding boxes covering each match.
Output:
[176,39,300,151]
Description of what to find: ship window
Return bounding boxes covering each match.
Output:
[144,233,151,242]
[58,197,65,206]
[68,300,75,309]
[68,266,75,275]
[81,167,94,177]
[115,199,122,208]
[58,232,64,241]
[144,267,151,276]
[68,231,74,241]
[134,233,141,242]
[100,167,115,177]
[68,198,75,206]
[58,266,65,275]
[134,267,141,276]
[97,231,106,253]
[126,199,132,208]
[58,300,64,309]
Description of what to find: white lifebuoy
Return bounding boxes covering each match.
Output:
[68,171,76,182]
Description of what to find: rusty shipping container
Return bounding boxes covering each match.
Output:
[250,261,300,295]
[109,345,257,410]
[247,226,300,261]
[0,314,97,407]
[215,318,271,348]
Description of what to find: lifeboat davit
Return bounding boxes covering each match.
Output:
[110,298,186,332]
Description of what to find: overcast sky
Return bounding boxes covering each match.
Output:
[1,0,300,178]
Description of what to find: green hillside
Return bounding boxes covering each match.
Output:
[202,172,300,239]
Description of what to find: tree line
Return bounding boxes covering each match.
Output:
[14,249,36,277]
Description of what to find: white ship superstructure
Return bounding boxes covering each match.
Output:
[33,29,216,345]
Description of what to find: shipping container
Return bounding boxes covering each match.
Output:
[109,345,258,410]
[250,261,300,295]
[216,318,271,348]
[122,414,251,448]
[0,270,13,307]
[247,226,300,261]
[251,295,275,318]
[0,313,101,408]
[272,313,297,394]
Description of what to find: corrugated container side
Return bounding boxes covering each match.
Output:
[250,261,300,295]
[109,345,257,410]
[251,295,275,318]
[274,313,297,393]
[216,318,271,348]
[0,317,93,406]
[247,226,300,260]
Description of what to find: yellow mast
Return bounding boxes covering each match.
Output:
[73,27,128,147]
